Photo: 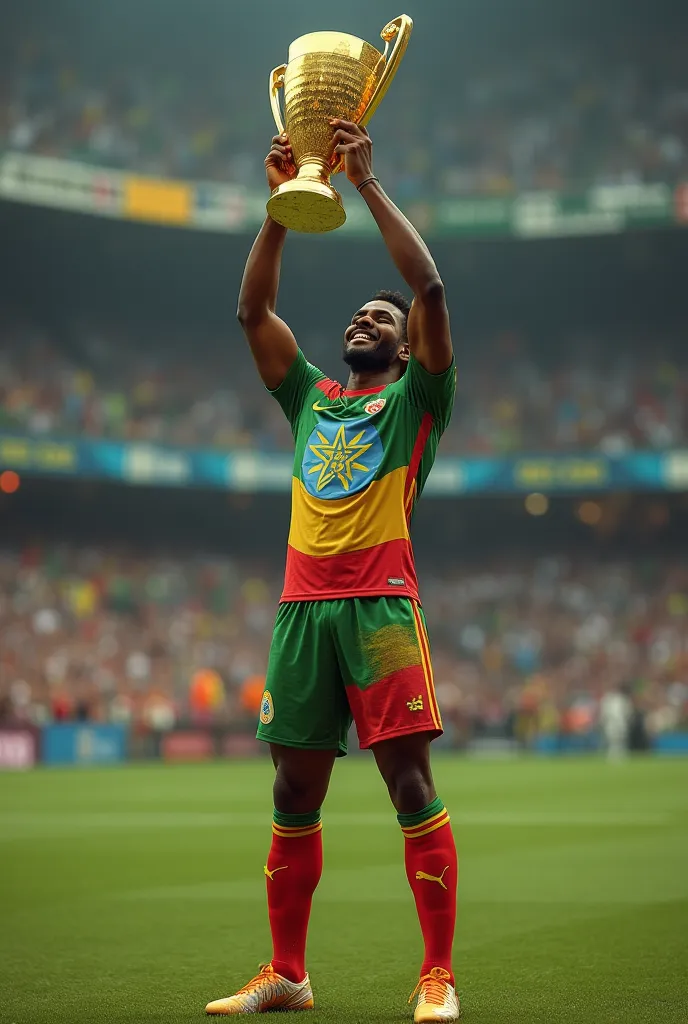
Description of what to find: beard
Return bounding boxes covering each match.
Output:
[342,337,399,373]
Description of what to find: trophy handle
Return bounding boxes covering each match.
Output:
[269,64,288,135]
[360,14,413,127]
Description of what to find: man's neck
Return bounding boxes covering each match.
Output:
[344,368,399,393]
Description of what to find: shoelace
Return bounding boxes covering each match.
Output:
[235,964,275,995]
[408,967,452,1005]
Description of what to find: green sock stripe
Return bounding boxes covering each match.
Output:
[397,796,444,828]
[273,808,322,828]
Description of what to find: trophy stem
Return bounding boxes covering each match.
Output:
[267,160,346,234]
[295,158,332,183]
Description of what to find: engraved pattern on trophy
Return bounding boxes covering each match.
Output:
[284,54,378,171]
[266,17,413,234]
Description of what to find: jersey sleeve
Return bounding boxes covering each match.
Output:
[401,354,456,431]
[267,349,325,429]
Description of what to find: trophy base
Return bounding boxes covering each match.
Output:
[267,179,346,234]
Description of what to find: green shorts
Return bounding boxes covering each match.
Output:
[257,597,442,756]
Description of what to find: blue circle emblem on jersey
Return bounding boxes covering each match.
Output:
[302,417,384,499]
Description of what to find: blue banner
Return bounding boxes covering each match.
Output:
[1,433,687,495]
[42,724,128,766]
[653,733,688,755]
[451,452,670,494]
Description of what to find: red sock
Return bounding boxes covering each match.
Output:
[401,806,457,985]
[266,814,323,984]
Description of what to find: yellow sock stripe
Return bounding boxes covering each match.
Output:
[272,821,322,838]
[401,809,450,834]
[411,603,441,731]
[401,813,451,839]
[272,823,323,831]
[272,819,321,830]
[400,808,448,835]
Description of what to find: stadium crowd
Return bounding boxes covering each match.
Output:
[1,320,687,455]
[0,544,687,745]
[1,30,687,194]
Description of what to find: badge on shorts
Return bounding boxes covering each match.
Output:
[365,398,386,415]
[260,690,274,725]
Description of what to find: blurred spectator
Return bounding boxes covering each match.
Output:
[1,544,687,741]
[1,318,688,455]
[599,684,633,759]
[1,32,686,193]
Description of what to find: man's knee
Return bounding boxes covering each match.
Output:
[384,762,435,813]
[372,734,436,814]
[271,745,336,814]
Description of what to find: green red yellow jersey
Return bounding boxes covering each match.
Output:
[270,349,456,602]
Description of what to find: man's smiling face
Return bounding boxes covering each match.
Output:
[342,300,407,373]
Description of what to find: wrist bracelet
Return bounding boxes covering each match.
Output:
[356,175,379,193]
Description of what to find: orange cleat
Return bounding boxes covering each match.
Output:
[205,963,314,1015]
[408,967,460,1022]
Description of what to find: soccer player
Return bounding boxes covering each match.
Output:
[205,121,458,1022]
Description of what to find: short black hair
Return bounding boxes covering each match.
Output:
[370,289,411,342]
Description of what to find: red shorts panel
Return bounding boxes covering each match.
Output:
[346,664,443,749]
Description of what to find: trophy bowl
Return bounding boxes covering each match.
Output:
[266,15,412,233]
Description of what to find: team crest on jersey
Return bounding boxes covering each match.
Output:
[364,398,386,416]
[259,690,274,725]
[302,417,384,499]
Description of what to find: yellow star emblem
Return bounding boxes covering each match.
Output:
[307,424,373,493]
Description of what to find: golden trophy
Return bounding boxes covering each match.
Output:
[267,14,413,233]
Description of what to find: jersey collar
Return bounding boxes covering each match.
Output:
[342,385,387,397]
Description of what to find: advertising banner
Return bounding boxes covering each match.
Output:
[1,431,683,496]
[653,733,688,755]
[42,724,128,766]
[161,731,214,762]
[124,175,193,225]
[0,728,38,770]
[221,734,263,759]
[1,153,686,241]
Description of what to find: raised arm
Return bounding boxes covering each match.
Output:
[331,119,452,375]
[236,135,298,390]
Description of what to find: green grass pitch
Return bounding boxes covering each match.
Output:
[1,755,687,1023]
